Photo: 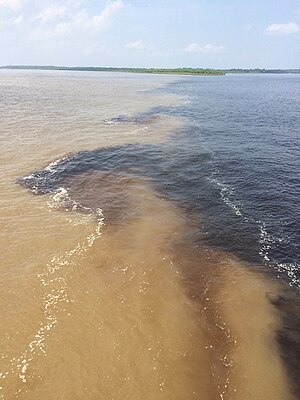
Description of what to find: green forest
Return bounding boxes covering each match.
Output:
[1,65,299,75]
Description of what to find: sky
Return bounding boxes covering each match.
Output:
[0,0,299,68]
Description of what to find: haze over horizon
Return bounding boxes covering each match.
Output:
[0,0,299,69]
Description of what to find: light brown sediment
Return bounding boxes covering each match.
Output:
[0,72,297,400]
[0,176,294,399]
[206,261,294,400]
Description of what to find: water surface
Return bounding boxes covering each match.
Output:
[0,70,299,399]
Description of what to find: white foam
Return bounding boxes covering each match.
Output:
[0,191,104,393]
[103,118,120,125]
[259,223,300,288]
[22,174,34,181]
[126,126,149,136]
[208,169,299,289]
[47,187,96,215]
[208,171,243,218]
[44,155,69,174]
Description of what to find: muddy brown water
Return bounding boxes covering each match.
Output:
[0,70,299,399]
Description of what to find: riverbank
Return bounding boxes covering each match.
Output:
[1,65,300,75]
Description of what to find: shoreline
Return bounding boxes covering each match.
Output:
[0,66,225,76]
[1,66,300,76]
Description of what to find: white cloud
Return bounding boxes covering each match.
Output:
[185,43,225,53]
[125,40,146,50]
[36,6,67,23]
[0,0,23,11]
[265,22,300,35]
[51,22,71,37]
[0,13,22,28]
[54,0,125,34]
[90,0,124,30]
[13,13,22,23]
[31,1,124,39]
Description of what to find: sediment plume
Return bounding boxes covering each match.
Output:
[2,172,294,399]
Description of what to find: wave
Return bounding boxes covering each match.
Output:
[18,139,299,292]
[208,171,243,218]
[4,185,104,392]
[20,154,78,194]
[208,168,299,289]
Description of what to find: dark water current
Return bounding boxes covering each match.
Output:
[20,73,300,289]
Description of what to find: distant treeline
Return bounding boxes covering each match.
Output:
[226,68,300,74]
[0,66,225,75]
[1,65,300,75]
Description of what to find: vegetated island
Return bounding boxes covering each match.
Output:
[0,66,225,75]
[1,65,300,75]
